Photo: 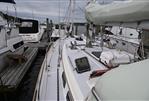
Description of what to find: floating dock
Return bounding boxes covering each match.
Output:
[0,47,38,92]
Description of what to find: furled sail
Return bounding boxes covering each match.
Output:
[0,0,16,4]
[85,0,149,29]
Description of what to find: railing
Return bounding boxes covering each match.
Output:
[91,87,100,101]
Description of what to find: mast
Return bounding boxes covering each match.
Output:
[58,0,61,36]
[71,0,75,36]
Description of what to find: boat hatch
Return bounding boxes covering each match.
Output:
[92,51,102,59]
[75,57,90,73]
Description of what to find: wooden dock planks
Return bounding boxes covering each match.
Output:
[0,48,38,92]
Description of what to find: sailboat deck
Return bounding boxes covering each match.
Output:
[36,36,139,100]
[62,38,108,100]
[68,49,106,96]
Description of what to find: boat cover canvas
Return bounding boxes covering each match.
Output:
[94,59,149,100]
[19,19,39,33]
[85,0,149,25]
[100,50,132,67]
[0,0,15,4]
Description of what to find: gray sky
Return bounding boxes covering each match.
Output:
[0,0,122,23]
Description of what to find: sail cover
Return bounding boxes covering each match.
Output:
[85,0,149,25]
[0,0,16,4]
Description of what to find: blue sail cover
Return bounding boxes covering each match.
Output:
[0,0,15,4]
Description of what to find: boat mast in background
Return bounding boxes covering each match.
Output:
[32,10,34,20]
[58,0,61,36]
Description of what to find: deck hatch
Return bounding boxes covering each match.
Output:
[92,51,102,59]
[75,57,90,73]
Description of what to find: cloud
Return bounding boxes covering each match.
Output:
[0,0,124,22]
[15,0,70,21]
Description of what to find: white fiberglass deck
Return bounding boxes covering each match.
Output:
[35,37,137,101]
[62,38,107,100]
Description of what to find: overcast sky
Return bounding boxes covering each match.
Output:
[0,0,122,23]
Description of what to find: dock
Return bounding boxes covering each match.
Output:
[0,47,38,92]
[0,31,53,101]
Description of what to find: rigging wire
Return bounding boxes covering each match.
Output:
[63,0,76,24]
[13,4,17,22]
[58,0,61,36]
[63,0,71,23]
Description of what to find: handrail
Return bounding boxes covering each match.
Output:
[91,87,100,101]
